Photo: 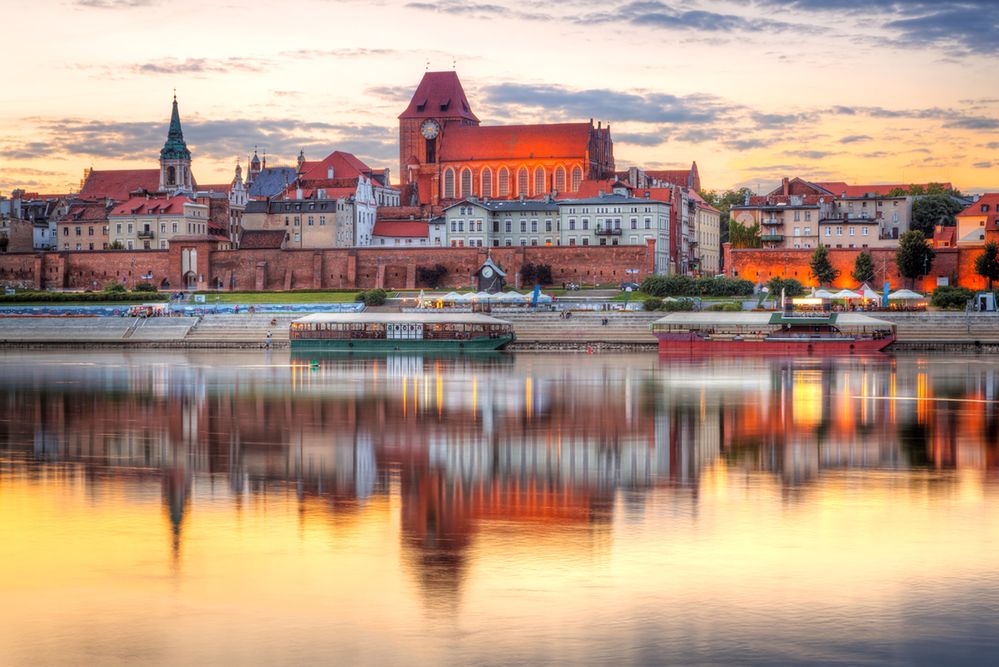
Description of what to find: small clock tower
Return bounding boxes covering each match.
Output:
[398,71,479,206]
[159,94,193,194]
[475,255,506,293]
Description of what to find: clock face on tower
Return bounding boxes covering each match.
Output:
[420,119,440,140]
[482,266,494,279]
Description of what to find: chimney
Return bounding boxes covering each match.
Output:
[782,177,790,196]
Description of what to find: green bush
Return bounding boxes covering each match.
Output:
[661,298,696,312]
[641,274,753,297]
[102,282,127,294]
[930,285,974,310]
[133,282,156,292]
[643,297,663,311]
[356,288,388,306]
[766,277,805,298]
[0,291,168,303]
[707,302,742,312]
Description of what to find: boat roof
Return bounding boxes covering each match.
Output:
[652,312,895,327]
[292,312,511,325]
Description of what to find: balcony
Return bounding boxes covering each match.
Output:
[137,230,154,239]
[594,227,622,236]
[762,218,782,226]
[760,233,784,243]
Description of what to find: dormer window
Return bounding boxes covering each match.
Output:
[983,204,990,213]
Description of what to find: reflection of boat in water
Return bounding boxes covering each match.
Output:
[290,313,515,351]
[652,311,896,354]
[289,350,516,373]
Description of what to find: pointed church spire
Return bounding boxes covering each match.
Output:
[160,94,191,161]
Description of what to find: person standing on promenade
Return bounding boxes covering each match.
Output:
[265,331,272,350]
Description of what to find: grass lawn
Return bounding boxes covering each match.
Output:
[196,291,381,304]
[0,301,154,307]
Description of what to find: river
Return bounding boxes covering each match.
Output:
[1,350,997,665]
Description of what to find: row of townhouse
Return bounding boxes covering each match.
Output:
[731,177,934,251]
[441,192,673,273]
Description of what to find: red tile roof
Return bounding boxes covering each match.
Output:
[740,194,830,208]
[298,151,372,181]
[557,178,629,199]
[631,187,675,204]
[372,221,428,237]
[110,195,196,217]
[933,225,957,247]
[79,169,161,201]
[377,206,424,220]
[56,201,110,224]
[958,193,999,230]
[399,71,478,122]
[813,181,954,197]
[239,229,286,249]
[198,183,233,194]
[440,123,591,162]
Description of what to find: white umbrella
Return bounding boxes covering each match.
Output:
[858,283,880,300]
[888,289,924,301]
[813,289,837,299]
[441,292,462,302]
[834,289,862,300]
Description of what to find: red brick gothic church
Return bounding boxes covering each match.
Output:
[399,71,616,207]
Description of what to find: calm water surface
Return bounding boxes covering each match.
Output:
[1,350,998,666]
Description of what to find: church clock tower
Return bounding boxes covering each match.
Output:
[398,71,479,206]
[159,94,194,193]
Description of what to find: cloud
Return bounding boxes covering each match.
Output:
[615,131,668,147]
[782,150,840,159]
[751,111,817,129]
[862,151,889,158]
[2,117,398,169]
[839,134,872,143]
[943,116,999,130]
[479,83,732,124]
[983,142,999,150]
[74,0,156,8]
[584,1,812,34]
[723,138,772,151]
[129,57,268,75]
[973,161,993,169]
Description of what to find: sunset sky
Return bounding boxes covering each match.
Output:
[3,0,998,195]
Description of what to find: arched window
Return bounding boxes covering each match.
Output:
[480,168,493,198]
[498,167,510,197]
[517,167,529,196]
[554,166,566,193]
[534,167,545,195]
[167,166,176,185]
[443,168,455,199]
[460,168,472,197]
[571,165,583,192]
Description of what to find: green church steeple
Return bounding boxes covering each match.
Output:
[160,94,191,161]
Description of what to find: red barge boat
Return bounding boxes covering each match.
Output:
[651,311,896,354]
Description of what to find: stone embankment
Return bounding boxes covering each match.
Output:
[0,310,996,350]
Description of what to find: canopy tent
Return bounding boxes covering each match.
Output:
[812,289,838,299]
[857,283,881,301]
[888,289,924,301]
[834,289,863,300]
[432,290,553,304]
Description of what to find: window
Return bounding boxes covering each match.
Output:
[517,167,529,196]
[127,223,133,234]
[645,218,651,229]
[825,227,832,237]
[126,240,134,250]
[172,223,178,233]
[294,217,300,226]
[534,167,545,195]
[520,221,527,233]
[582,219,589,230]
[568,237,576,246]
[160,223,166,233]
[582,238,589,246]
[520,239,527,246]
[805,211,811,221]
[849,227,855,236]
[481,168,493,197]
[443,168,456,198]
[862,227,869,236]
[553,166,567,193]
[803,227,811,236]
[569,219,576,230]
[458,221,464,232]
[63,227,69,236]
[460,168,472,197]
[294,233,301,242]
[450,221,456,233]
[794,227,800,236]
[571,166,583,192]
[88,227,94,236]
[498,167,510,196]
[307,216,314,226]
[836,226,843,236]
[320,216,326,225]
[630,218,637,229]
[793,210,800,221]
[505,220,512,233]
[505,239,512,246]
[545,220,552,232]
[492,220,500,233]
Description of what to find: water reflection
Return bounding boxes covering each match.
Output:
[2,351,999,664]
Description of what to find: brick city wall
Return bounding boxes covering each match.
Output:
[724,245,987,291]
[0,241,656,291]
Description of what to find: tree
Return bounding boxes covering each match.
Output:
[728,219,761,248]
[810,245,839,286]
[520,262,552,286]
[766,276,804,298]
[852,251,876,284]
[700,187,753,245]
[108,240,124,250]
[911,194,964,235]
[895,230,935,289]
[416,264,449,288]
[975,241,999,290]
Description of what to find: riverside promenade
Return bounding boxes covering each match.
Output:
[1,311,998,350]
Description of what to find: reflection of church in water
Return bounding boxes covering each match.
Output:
[7,353,999,600]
